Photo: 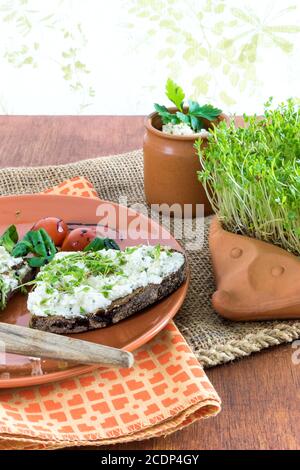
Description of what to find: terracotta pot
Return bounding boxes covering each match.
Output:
[143,108,227,218]
[209,216,300,321]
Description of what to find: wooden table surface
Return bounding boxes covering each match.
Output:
[0,116,299,450]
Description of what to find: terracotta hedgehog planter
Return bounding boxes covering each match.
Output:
[209,216,300,321]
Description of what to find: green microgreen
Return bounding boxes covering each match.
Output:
[124,246,139,254]
[19,285,28,295]
[197,98,300,254]
[0,277,8,310]
[101,284,113,298]
[31,251,124,294]
[153,244,161,260]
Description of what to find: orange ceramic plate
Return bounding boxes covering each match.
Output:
[0,194,189,388]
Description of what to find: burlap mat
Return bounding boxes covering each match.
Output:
[1,149,299,368]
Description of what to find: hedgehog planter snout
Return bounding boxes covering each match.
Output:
[209,217,300,321]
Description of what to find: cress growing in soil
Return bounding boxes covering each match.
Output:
[197,98,300,254]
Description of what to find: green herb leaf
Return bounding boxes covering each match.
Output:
[190,115,202,132]
[84,237,120,252]
[104,239,120,250]
[154,79,222,133]
[0,225,19,253]
[27,256,52,268]
[39,228,57,257]
[176,111,190,125]
[26,231,48,257]
[154,103,179,124]
[12,239,32,258]
[188,100,202,115]
[84,237,105,251]
[189,101,222,121]
[12,227,57,267]
[166,78,185,112]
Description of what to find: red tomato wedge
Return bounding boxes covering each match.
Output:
[32,217,69,246]
[61,227,96,251]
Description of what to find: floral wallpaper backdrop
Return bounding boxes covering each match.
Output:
[0,0,299,114]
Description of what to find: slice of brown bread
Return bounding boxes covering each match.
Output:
[29,257,187,334]
[1,264,34,308]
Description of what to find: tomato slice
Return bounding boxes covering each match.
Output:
[32,217,69,246]
[61,227,97,251]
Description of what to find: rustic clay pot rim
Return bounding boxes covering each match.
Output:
[145,108,228,141]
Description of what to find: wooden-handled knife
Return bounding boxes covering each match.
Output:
[0,323,134,368]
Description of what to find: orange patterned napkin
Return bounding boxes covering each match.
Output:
[0,177,221,450]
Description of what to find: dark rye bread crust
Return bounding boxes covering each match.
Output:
[29,257,187,334]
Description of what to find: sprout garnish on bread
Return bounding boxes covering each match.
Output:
[28,245,186,333]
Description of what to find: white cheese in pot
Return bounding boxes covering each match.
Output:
[162,122,210,137]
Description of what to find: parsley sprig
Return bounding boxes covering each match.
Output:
[154,78,222,132]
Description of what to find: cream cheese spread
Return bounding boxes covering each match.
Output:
[0,245,31,308]
[0,245,23,274]
[27,245,185,318]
